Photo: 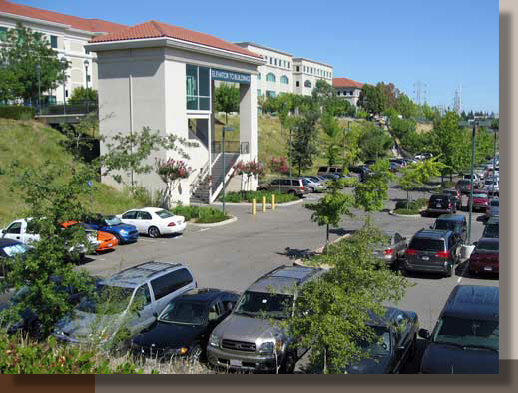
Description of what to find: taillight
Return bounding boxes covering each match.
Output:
[168,222,176,227]
[383,248,393,255]
[435,251,449,258]
[448,203,451,208]
[300,186,304,190]
[405,249,416,256]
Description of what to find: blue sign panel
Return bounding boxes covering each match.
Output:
[211,68,251,84]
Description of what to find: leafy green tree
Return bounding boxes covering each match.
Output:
[376,82,399,110]
[0,23,67,104]
[288,102,320,175]
[283,223,410,373]
[321,111,342,166]
[357,124,392,161]
[354,159,394,213]
[395,93,417,119]
[421,102,435,121]
[389,116,416,141]
[398,158,446,207]
[0,67,23,102]
[214,83,240,123]
[358,84,386,115]
[68,87,98,104]
[305,181,353,251]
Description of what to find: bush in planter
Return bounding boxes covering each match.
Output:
[393,208,421,215]
[0,105,36,120]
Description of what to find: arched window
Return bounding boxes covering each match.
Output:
[266,73,276,82]
[304,80,312,88]
[280,75,289,84]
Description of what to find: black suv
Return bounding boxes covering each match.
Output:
[403,229,461,277]
[482,217,499,238]
[430,214,467,243]
[426,194,457,216]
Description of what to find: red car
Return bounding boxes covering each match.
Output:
[468,237,499,276]
[471,190,489,212]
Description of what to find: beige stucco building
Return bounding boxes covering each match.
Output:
[332,77,364,107]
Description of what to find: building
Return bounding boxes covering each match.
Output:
[292,58,333,95]
[332,77,364,107]
[0,0,126,103]
[85,20,265,205]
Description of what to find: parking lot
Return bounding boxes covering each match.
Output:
[78,180,497,373]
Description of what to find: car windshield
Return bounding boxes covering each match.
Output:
[477,240,499,252]
[483,224,499,238]
[234,291,292,320]
[432,317,499,351]
[77,284,133,314]
[156,210,174,219]
[357,326,391,356]
[1,243,29,257]
[105,216,123,226]
[409,238,444,251]
[158,300,207,325]
[472,193,488,198]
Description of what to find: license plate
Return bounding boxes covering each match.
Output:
[436,203,442,208]
[422,256,429,261]
[484,266,493,271]
[229,359,242,367]
[108,243,112,247]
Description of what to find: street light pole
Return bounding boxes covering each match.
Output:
[36,64,41,115]
[467,123,476,244]
[61,57,67,115]
[84,59,89,113]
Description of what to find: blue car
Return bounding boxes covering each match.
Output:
[85,214,139,244]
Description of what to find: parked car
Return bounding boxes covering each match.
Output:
[54,261,197,346]
[258,178,309,196]
[482,179,499,196]
[364,160,376,167]
[468,238,499,276]
[426,194,457,216]
[482,217,499,238]
[348,165,370,182]
[462,174,481,188]
[485,198,499,219]
[469,190,489,212]
[371,231,407,268]
[441,188,462,210]
[414,152,433,161]
[118,207,187,238]
[430,214,467,243]
[207,265,323,373]
[84,214,139,244]
[316,166,344,178]
[455,179,472,195]
[0,238,30,278]
[344,307,419,374]
[419,285,499,374]
[61,221,118,253]
[402,229,461,277]
[301,177,326,193]
[131,288,240,362]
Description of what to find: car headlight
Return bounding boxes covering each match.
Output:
[54,327,65,336]
[176,347,189,355]
[259,339,282,354]
[209,333,220,347]
[119,229,128,235]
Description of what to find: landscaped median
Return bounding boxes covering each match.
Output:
[389,198,428,217]
[215,190,303,207]
[171,205,236,225]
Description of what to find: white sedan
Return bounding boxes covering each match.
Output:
[117,207,186,238]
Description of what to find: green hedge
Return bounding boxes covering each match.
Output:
[395,198,427,210]
[172,205,230,223]
[393,208,421,215]
[0,106,36,120]
[220,190,298,204]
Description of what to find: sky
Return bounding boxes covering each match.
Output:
[17,0,499,114]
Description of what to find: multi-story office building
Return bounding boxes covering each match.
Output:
[292,58,333,95]
[0,0,126,103]
[332,77,364,107]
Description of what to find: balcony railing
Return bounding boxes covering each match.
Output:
[212,141,249,154]
[38,101,98,116]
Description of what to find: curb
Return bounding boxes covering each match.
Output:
[210,198,304,207]
[188,215,237,227]
[292,233,352,270]
[388,209,425,218]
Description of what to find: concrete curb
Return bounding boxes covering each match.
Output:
[388,209,425,218]
[210,198,304,207]
[292,233,352,270]
[187,215,238,227]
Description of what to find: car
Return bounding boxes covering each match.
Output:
[348,165,370,182]
[207,265,323,373]
[468,238,499,276]
[469,190,489,212]
[371,231,407,268]
[482,217,499,238]
[316,166,344,178]
[430,214,467,243]
[61,221,118,253]
[344,307,419,374]
[455,179,472,195]
[117,207,187,238]
[258,178,309,196]
[54,261,197,346]
[482,179,499,196]
[462,174,481,188]
[301,177,326,193]
[0,238,30,278]
[402,229,461,277]
[131,288,240,362]
[414,152,433,161]
[84,214,139,244]
[426,194,457,216]
[441,188,462,210]
[419,285,499,374]
[485,198,499,219]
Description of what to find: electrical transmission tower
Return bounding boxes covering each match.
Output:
[452,84,462,114]
[413,81,427,105]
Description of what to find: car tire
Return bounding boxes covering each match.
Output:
[148,226,161,238]
[280,351,296,374]
[114,233,123,244]
[189,343,203,362]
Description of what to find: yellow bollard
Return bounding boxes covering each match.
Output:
[252,198,257,215]
[262,196,266,212]
[271,194,275,210]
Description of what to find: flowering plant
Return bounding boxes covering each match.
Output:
[156,158,192,183]
[269,156,288,175]
[234,160,265,177]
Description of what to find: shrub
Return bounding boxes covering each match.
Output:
[172,205,230,223]
[393,208,421,215]
[0,106,36,120]
[395,198,427,210]
[220,190,298,204]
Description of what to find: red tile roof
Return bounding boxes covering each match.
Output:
[333,77,364,89]
[90,20,263,59]
[0,0,126,33]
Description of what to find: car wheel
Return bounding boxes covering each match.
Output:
[309,187,315,193]
[280,351,296,374]
[114,233,123,244]
[148,226,161,238]
[189,343,203,362]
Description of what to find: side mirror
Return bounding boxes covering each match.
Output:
[418,328,430,339]
[1,229,5,234]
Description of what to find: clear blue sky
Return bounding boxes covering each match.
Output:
[18,0,499,113]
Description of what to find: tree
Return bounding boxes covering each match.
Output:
[376,82,399,110]
[155,158,192,208]
[288,102,320,176]
[395,93,417,119]
[0,67,23,102]
[321,111,342,166]
[0,23,66,104]
[233,159,264,196]
[283,223,410,373]
[305,181,354,252]
[357,124,392,161]
[358,84,386,115]
[214,83,240,123]
[354,159,394,213]
[398,158,446,207]
[68,87,98,104]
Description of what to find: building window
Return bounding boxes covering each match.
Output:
[186,64,210,111]
[296,81,300,87]
[304,80,312,88]
[258,72,261,80]
[266,90,276,98]
[280,75,289,84]
[50,35,58,49]
[288,62,290,69]
[337,91,340,96]
[0,27,7,41]
[296,66,299,72]
[257,89,261,96]
[270,57,273,64]
[85,48,90,54]
[266,72,276,82]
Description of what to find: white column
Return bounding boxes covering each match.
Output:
[240,75,258,189]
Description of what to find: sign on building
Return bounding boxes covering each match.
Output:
[211,68,251,84]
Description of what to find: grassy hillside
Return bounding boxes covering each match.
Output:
[0,119,148,227]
